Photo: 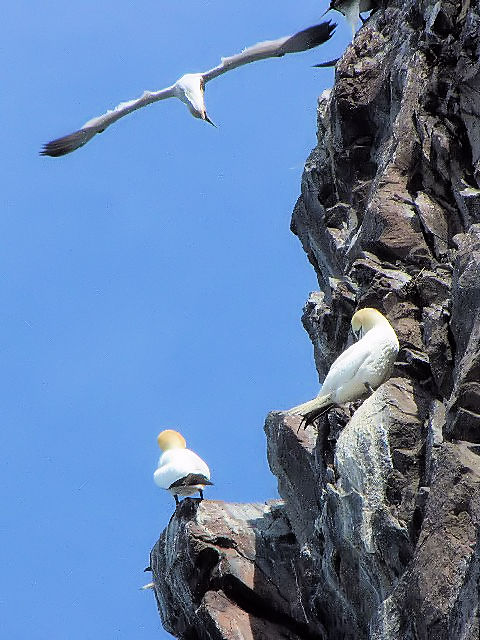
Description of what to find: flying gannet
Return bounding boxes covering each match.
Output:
[153,429,212,505]
[288,308,399,426]
[322,0,377,40]
[41,21,336,157]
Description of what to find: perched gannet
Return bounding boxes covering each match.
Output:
[41,21,336,157]
[288,308,399,426]
[322,0,377,40]
[153,429,212,505]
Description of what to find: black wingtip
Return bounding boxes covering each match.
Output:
[169,473,213,489]
[313,57,340,68]
[281,20,337,55]
[40,128,95,157]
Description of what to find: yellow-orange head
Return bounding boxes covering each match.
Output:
[351,308,391,336]
[157,429,187,452]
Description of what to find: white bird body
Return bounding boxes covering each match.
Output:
[41,21,335,156]
[324,0,376,40]
[173,74,211,121]
[289,308,399,423]
[153,429,212,503]
[154,448,211,496]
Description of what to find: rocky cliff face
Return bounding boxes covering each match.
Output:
[148,1,480,637]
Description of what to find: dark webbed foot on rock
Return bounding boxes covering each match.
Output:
[296,406,331,432]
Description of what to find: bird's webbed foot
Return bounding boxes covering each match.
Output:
[297,406,330,432]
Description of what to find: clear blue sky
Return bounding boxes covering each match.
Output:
[2,2,350,638]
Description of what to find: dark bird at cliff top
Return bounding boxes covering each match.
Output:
[322,0,377,40]
[41,21,336,157]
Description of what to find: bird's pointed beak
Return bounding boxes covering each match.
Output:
[204,113,217,128]
[320,7,330,18]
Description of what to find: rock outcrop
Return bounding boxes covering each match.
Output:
[149,0,480,637]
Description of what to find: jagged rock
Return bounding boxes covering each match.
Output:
[150,499,324,639]
[371,443,480,640]
[150,0,480,638]
[447,225,480,441]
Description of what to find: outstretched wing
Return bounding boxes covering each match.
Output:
[41,86,176,157]
[202,21,336,82]
[40,129,98,157]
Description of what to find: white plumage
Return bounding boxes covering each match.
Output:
[41,21,335,157]
[323,0,377,40]
[153,429,212,504]
[154,449,211,492]
[288,308,399,425]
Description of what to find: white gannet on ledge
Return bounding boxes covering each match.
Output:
[287,307,399,426]
[322,0,377,40]
[153,429,212,505]
[41,21,336,157]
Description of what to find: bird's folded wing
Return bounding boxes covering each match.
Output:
[169,473,213,488]
[321,336,374,389]
[154,450,210,489]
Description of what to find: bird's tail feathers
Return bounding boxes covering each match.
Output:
[288,394,332,416]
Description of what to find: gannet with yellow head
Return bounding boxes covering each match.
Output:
[288,307,399,426]
[41,21,336,156]
[153,429,212,505]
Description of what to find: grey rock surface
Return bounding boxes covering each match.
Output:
[150,499,321,639]
[149,0,480,637]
